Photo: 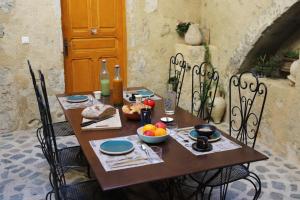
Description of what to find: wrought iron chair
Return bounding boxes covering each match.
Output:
[191,62,219,122]
[37,70,89,173]
[28,60,74,137]
[34,89,102,200]
[189,72,267,200]
[168,53,188,107]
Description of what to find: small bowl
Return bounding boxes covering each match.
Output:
[194,124,216,137]
[123,112,140,121]
[137,127,170,144]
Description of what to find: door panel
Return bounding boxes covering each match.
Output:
[62,0,126,93]
[71,59,94,92]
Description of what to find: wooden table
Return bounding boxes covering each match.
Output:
[58,91,267,192]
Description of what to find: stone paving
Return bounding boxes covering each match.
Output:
[0,129,299,200]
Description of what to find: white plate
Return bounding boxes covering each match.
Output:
[160,117,174,123]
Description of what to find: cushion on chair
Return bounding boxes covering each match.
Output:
[191,164,249,187]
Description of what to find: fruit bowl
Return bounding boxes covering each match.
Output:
[123,112,140,121]
[137,127,170,144]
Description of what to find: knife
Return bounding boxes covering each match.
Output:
[81,115,114,127]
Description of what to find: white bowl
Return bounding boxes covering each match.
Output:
[136,127,170,144]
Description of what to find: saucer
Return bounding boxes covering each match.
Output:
[189,129,221,142]
[192,143,212,152]
[160,117,174,123]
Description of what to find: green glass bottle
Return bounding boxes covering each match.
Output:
[100,59,110,96]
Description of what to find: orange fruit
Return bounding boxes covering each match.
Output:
[143,124,156,133]
[155,128,166,136]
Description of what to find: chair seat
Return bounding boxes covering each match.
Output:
[59,180,102,200]
[59,180,123,200]
[53,121,74,137]
[58,146,88,169]
[191,165,249,187]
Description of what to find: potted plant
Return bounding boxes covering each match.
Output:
[281,50,299,76]
[253,54,281,78]
[176,22,191,37]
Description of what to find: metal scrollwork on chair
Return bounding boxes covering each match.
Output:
[168,53,188,107]
[229,71,267,148]
[191,62,219,122]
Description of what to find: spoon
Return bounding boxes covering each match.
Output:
[141,144,152,163]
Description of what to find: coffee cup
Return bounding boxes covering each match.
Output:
[196,136,209,149]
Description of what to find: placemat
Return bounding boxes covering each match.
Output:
[171,127,241,156]
[123,90,161,102]
[58,95,96,110]
[89,135,163,171]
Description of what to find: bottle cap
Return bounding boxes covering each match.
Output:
[102,59,106,63]
[115,64,120,68]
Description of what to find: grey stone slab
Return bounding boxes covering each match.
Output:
[267,162,279,167]
[14,185,25,192]
[231,181,247,191]
[10,154,25,160]
[247,188,255,197]
[2,153,11,157]
[35,153,44,159]
[276,168,288,173]
[1,134,13,137]
[262,182,268,188]
[15,140,25,144]
[32,179,45,186]
[4,164,18,170]
[226,190,239,199]
[263,150,272,156]
[272,181,286,190]
[22,158,38,164]
[9,193,23,200]
[30,187,45,196]
[270,192,284,200]
[255,165,270,173]
[29,172,42,180]
[0,185,4,194]
[284,163,297,169]
[291,184,298,192]
[290,193,300,199]
[23,150,32,154]
[1,171,8,179]
[19,169,32,177]
[11,166,25,173]
[0,144,13,149]
[268,174,280,179]
[1,159,12,164]
[296,171,300,175]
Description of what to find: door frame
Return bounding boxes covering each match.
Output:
[60,0,127,93]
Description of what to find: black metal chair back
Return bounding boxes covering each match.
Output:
[38,70,60,161]
[191,62,219,122]
[168,53,188,106]
[35,83,65,200]
[229,72,267,148]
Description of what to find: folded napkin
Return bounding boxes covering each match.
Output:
[81,104,116,120]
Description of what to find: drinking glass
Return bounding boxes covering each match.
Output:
[164,84,176,115]
[150,146,163,159]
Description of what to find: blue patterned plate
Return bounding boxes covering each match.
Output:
[137,89,154,97]
[99,140,134,155]
[189,129,221,142]
[66,95,89,103]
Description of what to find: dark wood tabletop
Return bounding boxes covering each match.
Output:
[57,89,267,191]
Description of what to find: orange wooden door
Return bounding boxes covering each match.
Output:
[61,0,127,93]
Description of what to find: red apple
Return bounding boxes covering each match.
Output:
[144,130,155,136]
[143,98,155,108]
[155,122,166,129]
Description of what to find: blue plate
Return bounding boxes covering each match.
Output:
[137,89,154,97]
[99,140,134,155]
[67,95,89,103]
[189,129,221,142]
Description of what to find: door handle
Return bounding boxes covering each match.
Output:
[91,28,98,35]
[63,39,68,57]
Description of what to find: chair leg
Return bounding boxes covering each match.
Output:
[246,172,262,200]
[207,187,213,200]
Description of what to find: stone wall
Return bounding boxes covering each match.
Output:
[0,0,65,131]
[0,0,202,131]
